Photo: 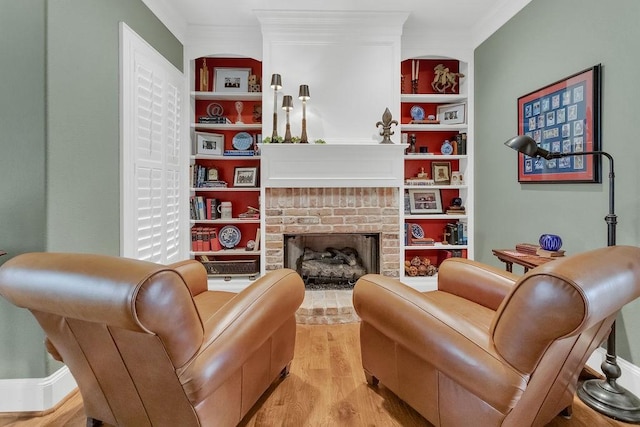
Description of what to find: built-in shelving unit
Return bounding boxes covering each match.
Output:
[399,57,473,288]
[189,56,263,284]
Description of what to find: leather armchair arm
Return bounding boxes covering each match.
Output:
[168,259,209,297]
[354,274,527,414]
[437,258,519,311]
[177,269,304,404]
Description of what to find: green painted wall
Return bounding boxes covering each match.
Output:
[47,0,182,255]
[0,0,49,380]
[0,0,182,379]
[475,0,640,362]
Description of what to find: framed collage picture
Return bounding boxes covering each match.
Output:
[214,68,251,93]
[516,64,601,183]
[233,167,258,187]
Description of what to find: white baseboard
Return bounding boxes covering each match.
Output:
[586,348,640,397]
[0,366,77,413]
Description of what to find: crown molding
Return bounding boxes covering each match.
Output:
[255,10,409,40]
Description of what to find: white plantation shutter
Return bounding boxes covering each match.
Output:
[120,23,184,264]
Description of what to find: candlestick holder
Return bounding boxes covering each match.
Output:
[270,74,282,139]
[282,95,293,143]
[298,85,310,143]
[411,79,419,94]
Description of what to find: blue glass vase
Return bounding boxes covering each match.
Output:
[539,234,563,251]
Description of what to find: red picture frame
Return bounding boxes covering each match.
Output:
[516,65,601,183]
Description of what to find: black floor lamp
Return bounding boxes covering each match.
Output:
[504,134,640,423]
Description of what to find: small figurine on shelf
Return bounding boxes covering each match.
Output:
[253,104,262,123]
[431,63,465,94]
[199,58,210,91]
[235,101,244,124]
[248,74,261,92]
[405,133,417,155]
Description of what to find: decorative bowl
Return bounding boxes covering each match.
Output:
[539,234,562,251]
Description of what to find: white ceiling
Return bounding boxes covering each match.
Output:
[145,0,533,47]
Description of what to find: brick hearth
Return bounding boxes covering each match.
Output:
[295,290,359,324]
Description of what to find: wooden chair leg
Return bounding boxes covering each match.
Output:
[86,418,103,427]
[364,370,379,387]
[560,405,573,419]
[280,361,292,378]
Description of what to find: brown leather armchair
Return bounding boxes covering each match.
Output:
[0,253,305,427]
[353,246,640,427]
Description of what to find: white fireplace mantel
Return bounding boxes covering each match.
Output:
[261,143,406,188]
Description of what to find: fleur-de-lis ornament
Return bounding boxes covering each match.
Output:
[376,107,398,144]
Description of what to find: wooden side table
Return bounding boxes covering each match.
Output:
[492,249,555,273]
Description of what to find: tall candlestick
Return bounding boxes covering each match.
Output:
[282,95,293,143]
[270,74,282,139]
[298,84,310,143]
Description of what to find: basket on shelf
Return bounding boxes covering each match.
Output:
[200,259,259,276]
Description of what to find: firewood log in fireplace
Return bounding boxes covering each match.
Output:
[298,247,367,288]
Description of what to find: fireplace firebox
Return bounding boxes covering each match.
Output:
[284,233,380,290]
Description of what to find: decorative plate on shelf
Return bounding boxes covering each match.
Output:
[410,105,425,121]
[232,132,253,150]
[411,224,425,239]
[218,225,242,249]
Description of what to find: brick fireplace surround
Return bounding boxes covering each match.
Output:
[264,187,400,324]
[261,144,406,323]
[264,187,400,276]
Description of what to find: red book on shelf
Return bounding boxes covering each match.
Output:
[195,227,204,251]
[209,228,221,251]
[191,228,198,251]
[201,229,211,251]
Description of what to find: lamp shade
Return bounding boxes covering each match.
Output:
[504,135,552,159]
[282,95,293,111]
[299,84,310,100]
[270,73,282,90]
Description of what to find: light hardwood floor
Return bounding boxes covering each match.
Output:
[0,323,632,427]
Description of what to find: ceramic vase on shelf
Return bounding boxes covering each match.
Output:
[539,234,562,251]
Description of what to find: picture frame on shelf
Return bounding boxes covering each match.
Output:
[233,166,258,187]
[432,161,452,185]
[195,132,224,156]
[408,189,443,214]
[436,103,466,125]
[214,67,251,93]
[516,64,601,183]
[451,171,464,185]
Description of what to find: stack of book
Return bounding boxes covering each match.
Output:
[405,178,433,186]
[223,150,255,156]
[200,180,227,188]
[536,248,566,258]
[515,243,540,255]
[446,205,466,215]
[411,237,435,246]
